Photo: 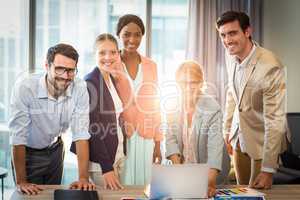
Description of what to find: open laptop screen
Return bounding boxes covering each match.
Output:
[147,164,209,199]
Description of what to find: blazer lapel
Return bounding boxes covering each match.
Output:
[227,58,239,103]
[92,67,116,113]
[231,63,239,103]
[238,48,262,106]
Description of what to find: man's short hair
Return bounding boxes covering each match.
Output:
[216,11,250,32]
[46,43,79,65]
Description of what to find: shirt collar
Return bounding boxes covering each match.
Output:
[235,42,257,68]
[65,80,73,98]
[37,74,48,99]
[37,73,73,99]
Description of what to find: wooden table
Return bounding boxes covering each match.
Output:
[10,185,146,200]
[9,184,300,199]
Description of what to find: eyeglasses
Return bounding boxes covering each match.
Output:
[178,81,201,87]
[51,63,78,76]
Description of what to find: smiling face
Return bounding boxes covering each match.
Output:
[218,20,252,59]
[45,53,76,95]
[119,22,143,53]
[96,40,119,69]
[176,63,204,109]
[177,72,203,104]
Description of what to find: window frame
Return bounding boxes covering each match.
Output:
[29,0,155,71]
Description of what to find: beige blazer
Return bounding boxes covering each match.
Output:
[223,44,287,169]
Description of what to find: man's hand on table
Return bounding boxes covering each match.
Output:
[250,171,273,189]
[17,182,44,195]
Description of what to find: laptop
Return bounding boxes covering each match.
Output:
[146,163,209,199]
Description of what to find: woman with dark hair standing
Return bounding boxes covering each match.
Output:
[116,14,162,185]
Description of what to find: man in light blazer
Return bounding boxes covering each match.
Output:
[216,11,287,189]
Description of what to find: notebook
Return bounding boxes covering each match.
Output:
[215,187,265,200]
[54,189,99,200]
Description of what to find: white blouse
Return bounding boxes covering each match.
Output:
[182,112,197,164]
[125,64,143,92]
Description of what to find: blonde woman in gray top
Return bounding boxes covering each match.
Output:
[165,60,230,198]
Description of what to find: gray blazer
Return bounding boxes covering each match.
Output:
[165,94,230,184]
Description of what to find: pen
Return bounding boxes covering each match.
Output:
[225,189,237,194]
[219,190,230,195]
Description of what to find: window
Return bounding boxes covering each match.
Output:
[35,0,104,76]
[0,0,29,188]
[152,0,188,80]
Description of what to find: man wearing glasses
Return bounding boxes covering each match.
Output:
[9,43,95,195]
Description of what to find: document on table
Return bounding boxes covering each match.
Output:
[214,187,265,200]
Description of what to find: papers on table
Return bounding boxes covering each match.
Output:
[214,187,265,200]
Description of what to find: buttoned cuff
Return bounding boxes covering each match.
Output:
[165,144,181,158]
[261,166,277,174]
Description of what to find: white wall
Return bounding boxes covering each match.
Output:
[263,0,300,112]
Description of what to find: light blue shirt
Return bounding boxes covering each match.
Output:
[9,73,90,149]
